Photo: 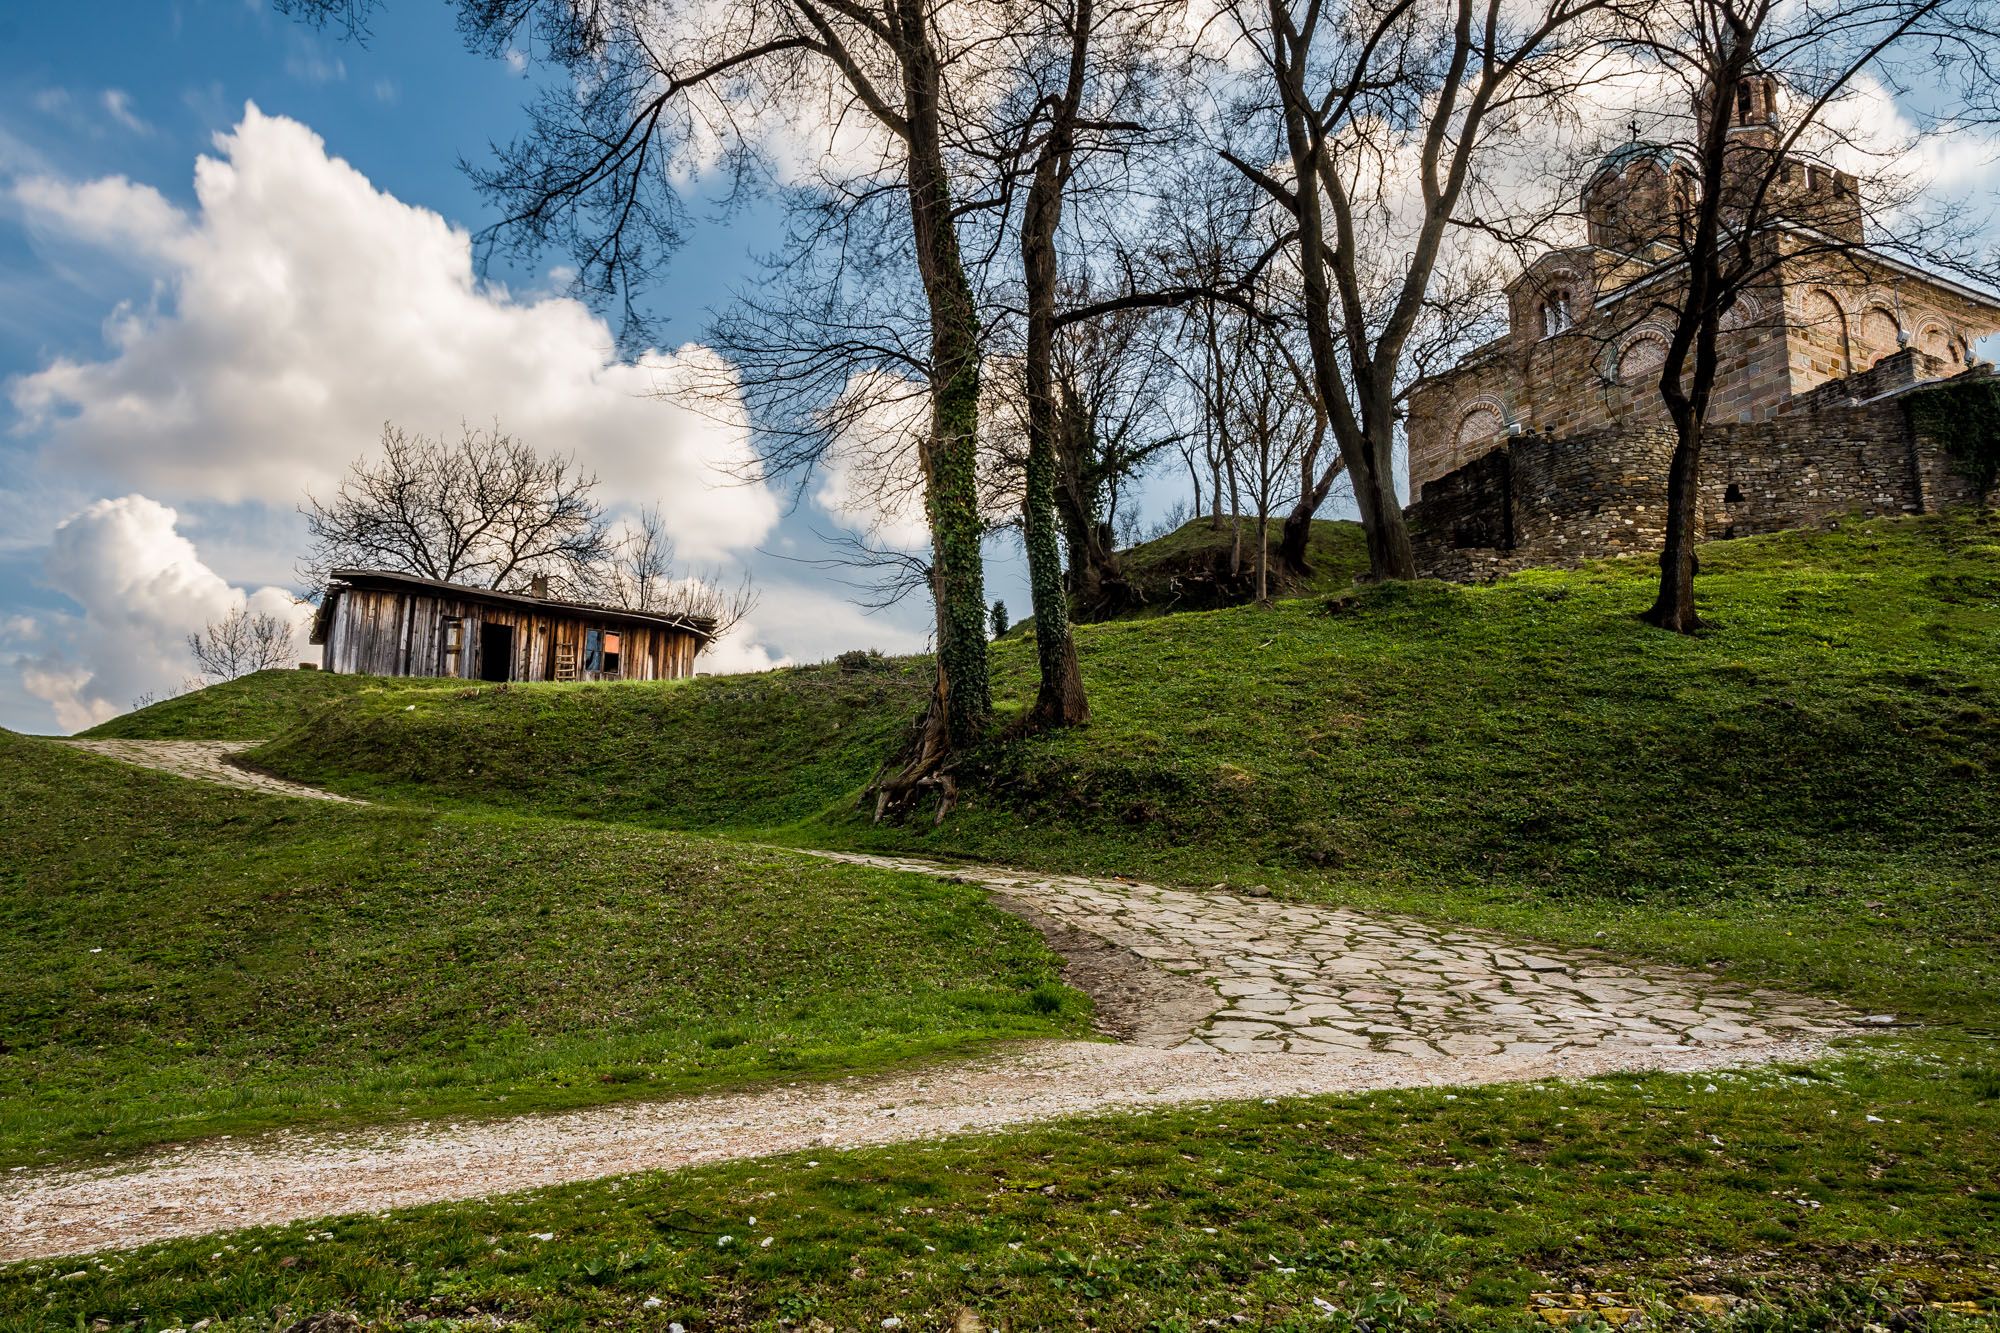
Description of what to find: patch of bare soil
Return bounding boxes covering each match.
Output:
[986,888,1217,1046]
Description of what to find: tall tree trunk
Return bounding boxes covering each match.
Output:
[1347,420,1413,580]
[872,0,990,815]
[1054,397,1121,607]
[1643,26,1749,636]
[1256,510,1270,603]
[1014,0,1090,728]
[1224,448,1244,576]
[1646,411,1705,631]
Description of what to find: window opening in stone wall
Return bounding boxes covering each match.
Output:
[1619,334,1667,382]
[1541,291,1573,338]
[1724,483,1744,503]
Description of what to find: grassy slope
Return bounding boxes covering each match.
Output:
[254,658,930,829]
[0,733,1083,1167]
[20,514,2000,1325]
[248,513,2000,1025]
[1106,516,1370,618]
[11,1054,1999,1331]
[78,669,397,740]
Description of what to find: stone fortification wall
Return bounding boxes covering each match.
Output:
[1409,350,1990,581]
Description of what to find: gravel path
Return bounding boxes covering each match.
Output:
[2,741,1857,1262]
[60,739,363,802]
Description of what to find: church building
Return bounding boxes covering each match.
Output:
[1402,73,2000,577]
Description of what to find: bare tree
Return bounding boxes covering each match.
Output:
[1604,0,2000,631]
[283,0,1003,812]
[603,504,760,639]
[189,609,297,681]
[300,422,612,595]
[1047,301,1187,606]
[1227,322,1315,604]
[1214,0,1626,581]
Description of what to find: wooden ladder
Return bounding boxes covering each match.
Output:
[553,642,578,682]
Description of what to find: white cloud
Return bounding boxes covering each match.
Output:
[699,621,786,674]
[8,104,780,561]
[12,173,195,265]
[725,577,930,667]
[21,495,312,732]
[101,89,151,135]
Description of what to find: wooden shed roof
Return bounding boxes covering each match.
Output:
[310,568,717,645]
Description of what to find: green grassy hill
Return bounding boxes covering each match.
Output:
[18,512,2000,1329]
[1088,516,1369,618]
[79,667,393,740]
[224,514,2000,1022]
[0,732,1081,1167]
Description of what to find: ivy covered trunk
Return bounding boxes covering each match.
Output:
[1013,0,1090,728]
[871,0,991,815]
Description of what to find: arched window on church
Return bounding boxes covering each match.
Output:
[1736,83,1753,121]
[1454,404,1507,459]
[1918,323,1955,365]
[1540,290,1573,338]
[1618,333,1669,383]
[1859,307,1903,366]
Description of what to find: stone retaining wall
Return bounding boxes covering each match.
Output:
[1409,351,1991,581]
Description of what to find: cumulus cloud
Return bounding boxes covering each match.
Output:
[20,496,311,732]
[725,577,930,667]
[8,104,781,560]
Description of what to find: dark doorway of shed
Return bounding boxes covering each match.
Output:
[479,622,514,682]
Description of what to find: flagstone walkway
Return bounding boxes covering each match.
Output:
[803,850,1849,1061]
[2,739,1859,1261]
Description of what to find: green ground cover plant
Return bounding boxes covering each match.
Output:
[27,512,1999,1329]
[8,1049,1997,1331]
[0,733,1085,1168]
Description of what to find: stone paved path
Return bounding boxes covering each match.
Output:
[805,851,1848,1060]
[3,740,1857,1261]
[60,739,363,803]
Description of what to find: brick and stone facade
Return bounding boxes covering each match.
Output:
[1402,73,2000,579]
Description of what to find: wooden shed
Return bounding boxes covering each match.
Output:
[309,569,715,683]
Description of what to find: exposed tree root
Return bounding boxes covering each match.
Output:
[867,694,960,826]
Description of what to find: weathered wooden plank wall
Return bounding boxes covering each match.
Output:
[324,589,703,681]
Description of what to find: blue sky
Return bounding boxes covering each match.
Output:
[0,1,1020,732]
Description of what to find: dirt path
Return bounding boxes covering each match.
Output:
[61,739,363,803]
[3,740,1857,1262]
